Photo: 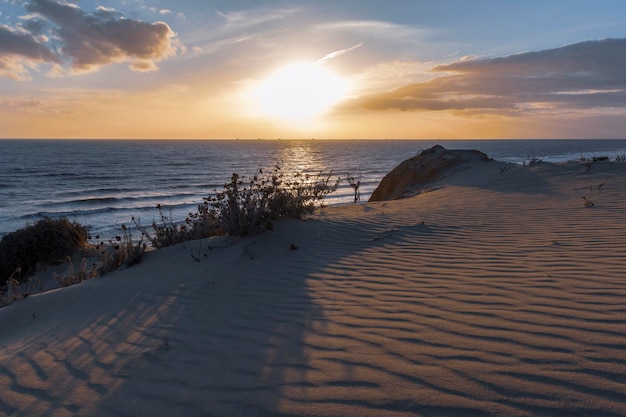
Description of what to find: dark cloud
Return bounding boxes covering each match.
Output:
[0,0,180,79]
[0,24,56,60]
[25,0,179,72]
[21,18,49,36]
[348,38,626,115]
[0,24,59,79]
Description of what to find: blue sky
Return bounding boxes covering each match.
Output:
[2,0,626,138]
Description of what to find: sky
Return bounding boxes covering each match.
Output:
[2,0,626,139]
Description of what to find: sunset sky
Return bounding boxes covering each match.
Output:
[2,0,626,139]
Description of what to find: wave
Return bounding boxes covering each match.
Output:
[45,191,202,207]
[38,172,130,181]
[162,162,193,167]
[42,172,82,178]
[21,207,128,220]
[12,167,47,174]
[20,204,192,222]
[59,187,144,197]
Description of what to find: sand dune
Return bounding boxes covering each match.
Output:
[1,156,625,416]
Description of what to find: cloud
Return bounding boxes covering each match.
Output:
[0,23,59,80]
[217,8,300,28]
[129,60,159,72]
[0,97,45,113]
[317,43,363,64]
[315,20,427,43]
[24,0,181,73]
[347,38,626,116]
[0,0,182,79]
[184,7,301,59]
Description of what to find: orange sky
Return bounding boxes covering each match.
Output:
[2,1,626,139]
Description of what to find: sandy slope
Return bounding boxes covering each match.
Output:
[1,158,625,417]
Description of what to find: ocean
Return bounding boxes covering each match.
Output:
[2,139,626,240]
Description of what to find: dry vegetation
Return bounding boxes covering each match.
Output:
[0,165,341,306]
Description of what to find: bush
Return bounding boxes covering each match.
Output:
[133,204,219,249]
[0,217,89,286]
[0,276,44,307]
[136,165,340,247]
[132,205,189,249]
[97,224,147,272]
[204,165,339,236]
[54,257,98,288]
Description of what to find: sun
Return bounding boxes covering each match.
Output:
[252,61,349,121]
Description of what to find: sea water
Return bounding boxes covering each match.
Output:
[2,139,626,239]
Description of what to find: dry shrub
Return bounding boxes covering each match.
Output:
[204,166,339,237]
[138,165,340,247]
[97,224,147,272]
[54,257,98,287]
[0,217,89,286]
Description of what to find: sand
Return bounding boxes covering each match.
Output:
[1,156,625,417]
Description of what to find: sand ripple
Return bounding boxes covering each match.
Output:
[1,161,625,416]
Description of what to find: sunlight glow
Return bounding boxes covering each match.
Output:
[252,62,349,121]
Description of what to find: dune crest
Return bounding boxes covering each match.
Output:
[369,145,492,201]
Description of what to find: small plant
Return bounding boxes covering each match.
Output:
[0,271,44,307]
[190,240,203,262]
[0,278,24,307]
[54,257,98,287]
[347,172,361,204]
[582,196,594,207]
[98,224,146,273]
[134,204,219,249]
[133,205,189,249]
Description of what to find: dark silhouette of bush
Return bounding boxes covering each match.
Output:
[134,165,340,247]
[204,166,339,237]
[0,217,89,286]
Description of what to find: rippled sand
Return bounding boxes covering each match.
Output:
[1,158,625,417]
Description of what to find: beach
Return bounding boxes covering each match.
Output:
[1,152,625,416]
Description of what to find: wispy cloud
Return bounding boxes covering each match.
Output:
[315,19,428,42]
[347,38,626,116]
[217,8,301,28]
[0,97,44,112]
[188,33,258,58]
[179,7,302,59]
[318,43,363,64]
